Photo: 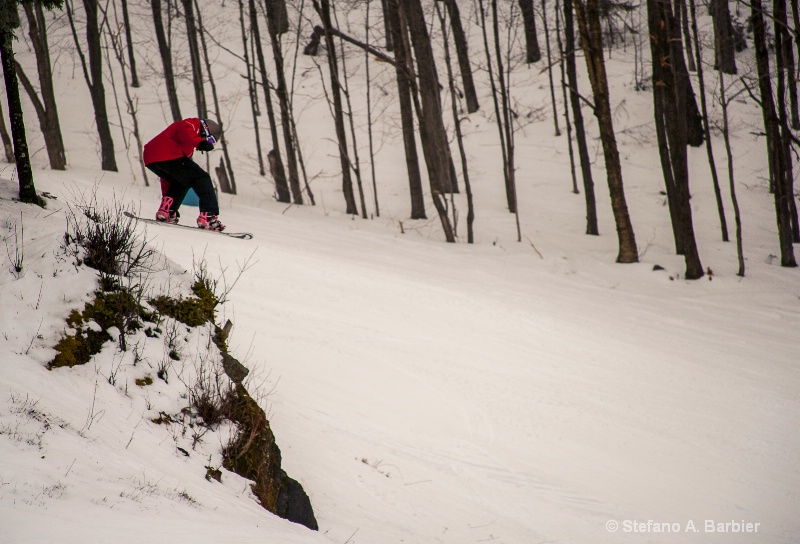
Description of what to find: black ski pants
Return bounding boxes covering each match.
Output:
[146,157,219,215]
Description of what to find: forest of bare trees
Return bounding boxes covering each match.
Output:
[0,0,798,277]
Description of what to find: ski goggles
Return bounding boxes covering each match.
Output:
[200,120,217,145]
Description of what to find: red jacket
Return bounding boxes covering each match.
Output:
[143,118,204,165]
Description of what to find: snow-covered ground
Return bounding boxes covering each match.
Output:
[1,1,799,543]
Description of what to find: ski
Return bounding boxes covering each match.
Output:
[124,211,254,240]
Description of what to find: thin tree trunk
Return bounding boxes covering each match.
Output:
[555,0,578,194]
[196,0,236,193]
[774,0,800,241]
[678,0,696,71]
[120,0,139,87]
[250,0,289,200]
[404,0,456,241]
[443,0,479,113]
[385,0,426,219]
[437,1,475,242]
[574,0,638,263]
[238,0,266,177]
[688,0,728,242]
[542,0,562,136]
[712,0,737,74]
[265,0,303,204]
[750,0,796,266]
[564,0,598,234]
[1,32,41,205]
[68,0,117,172]
[719,72,745,276]
[519,0,542,62]
[181,0,207,118]
[20,2,66,170]
[314,0,358,214]
[0,98,14,162]
[478,0,513,213]
[151,0,181,121]
[365,0,380,217]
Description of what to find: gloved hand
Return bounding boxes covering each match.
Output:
[197,139,214,152]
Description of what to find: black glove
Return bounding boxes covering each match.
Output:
[197,139,214,152]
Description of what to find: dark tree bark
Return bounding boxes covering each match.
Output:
[314,0,358,215]
[678,0,696,71]
[442,0,479,113]
[1,30,41,204]
[195,0,236,193]
[563,0,598,235]
[380,0,393,50]
[436,2,475,241]
[151,0,181,121]
[404,0,456,241]
[688,0,729,242]
[750,0,797,266]
[68,0,117,171]
[574,0,638,263]
[180,0,207,118]
[264,0,303,204]
[648,0,704,279]
[711,0,736,74]
[774,0,800,241]
[519,0,542,62]
[238,0,266,177]
[19,1,66,170]
[0,99,14,162]
[386,0,426,219]
[265,0,289,35]
[120,0,139,87]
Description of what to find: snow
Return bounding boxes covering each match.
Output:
[1,2,799,543]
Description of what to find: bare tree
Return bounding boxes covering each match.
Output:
[313,0,358,214]
[519,0,542,62]
[574,0,638,263]
[16,0,67,170]
[647,0,703,278]
[180,0,207,118]
[151,0,181,121]
[66,0,118,172]
[750,0,797,266]
[563,0,598,234]
[119,0,139,87]
[440,0,479,113]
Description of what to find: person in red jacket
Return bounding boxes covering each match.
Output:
[143,118,225,231]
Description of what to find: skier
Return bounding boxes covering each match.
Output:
[143,118,225,231]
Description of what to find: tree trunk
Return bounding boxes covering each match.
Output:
[519,0,542,62]
[79,0,117,171]
[678,0,696,71]
[151,0,181,121]
[0,32,41,205]
[574,0,638,263]
[0,98,14,162]
[238,0,266,177]
[750,0,797,266]
[437,2,475,242]
[774,0,800,241]
[564,0,598,235]
[266,0,289,35]
[181,0,207,118]
[648,0,704,278]
[20,1,66,170]
[386,0,426,219]
[443,0,479,113]
[711,0,736,74]
[265,0,303,204]
[688,0,729,242]
[315,0,358,215]
[403,0,455,241]
[120,0,139,87]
